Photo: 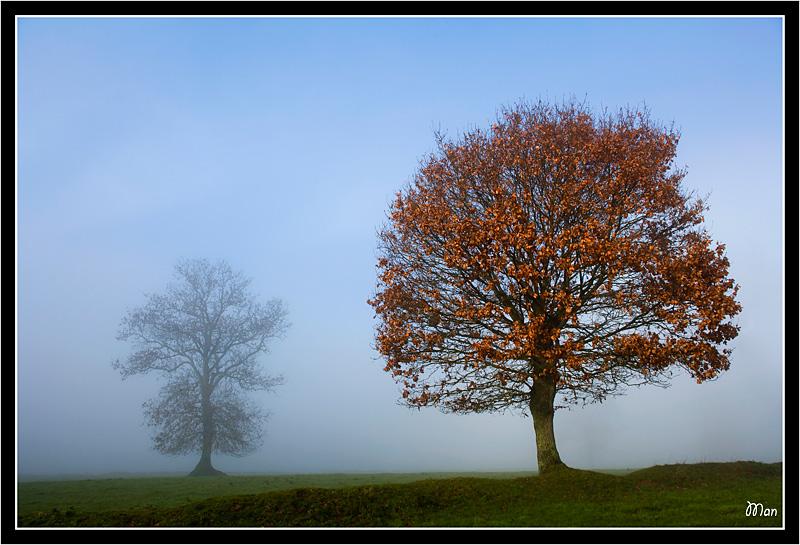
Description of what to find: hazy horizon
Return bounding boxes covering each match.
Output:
[18,17,783,477]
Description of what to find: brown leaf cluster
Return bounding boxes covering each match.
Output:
[368,101,741,412]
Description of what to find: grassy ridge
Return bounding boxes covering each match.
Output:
[17,471,540,515]
[18,462,782,527]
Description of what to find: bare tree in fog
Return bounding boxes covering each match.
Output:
[114,259,289,476]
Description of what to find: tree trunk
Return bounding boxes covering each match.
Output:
[530,375,566,474]
[189,448,225,477]
[188,385,225,476]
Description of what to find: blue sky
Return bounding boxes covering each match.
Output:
[18,17,783,475]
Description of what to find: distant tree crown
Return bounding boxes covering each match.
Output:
[115,258,289,461]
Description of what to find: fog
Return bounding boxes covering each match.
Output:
[17,17,783,477]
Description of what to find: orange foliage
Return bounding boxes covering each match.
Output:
[368,101,741,412]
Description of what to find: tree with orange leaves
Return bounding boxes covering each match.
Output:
[368,101,741,473]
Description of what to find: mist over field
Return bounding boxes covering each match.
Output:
[17,17,783,478]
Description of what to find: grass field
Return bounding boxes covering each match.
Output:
[17,461,782,527]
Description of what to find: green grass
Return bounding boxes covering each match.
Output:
[17,461,782,527]
[16,471,539,515]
